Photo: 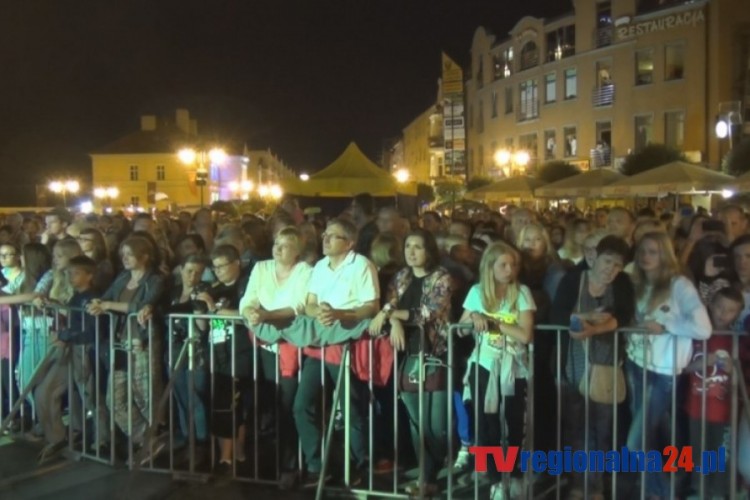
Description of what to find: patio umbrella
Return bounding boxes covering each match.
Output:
[600,161,734,197]
[535,168,625,198]
[465,175,545,201]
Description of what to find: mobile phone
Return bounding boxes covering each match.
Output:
[570,316,583,332]
[713,254,729,269]
[703,220,725,233]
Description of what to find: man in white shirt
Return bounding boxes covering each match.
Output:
[294,218,379,487]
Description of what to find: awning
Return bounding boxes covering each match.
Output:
[535,168,625,198]
[465,175,545,201]
[600,161,735,197]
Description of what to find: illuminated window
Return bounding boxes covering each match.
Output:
[519,79,539,121]
[545,73,556,103]
[635,50,654,85]
[129,165,139,181]
[564,68,577,100]
[546,25,575,62]
[665,111,685,148]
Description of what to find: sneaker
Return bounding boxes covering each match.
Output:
[490,482,506,500]
[373,458,395,474]
[453,445,472,470]
[334,408,344,431]
[404,482,439,497]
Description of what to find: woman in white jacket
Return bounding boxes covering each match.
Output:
[626,231,711,499]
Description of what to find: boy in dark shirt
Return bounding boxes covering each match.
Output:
[35,256,108,462]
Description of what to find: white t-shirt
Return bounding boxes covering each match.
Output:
[308,251,379,309]
[462,283,536,372]
[239,260,313,314]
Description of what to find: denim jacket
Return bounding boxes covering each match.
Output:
[101,269,167,342]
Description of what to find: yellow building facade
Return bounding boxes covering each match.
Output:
[466,0,750,178]
[91,109,293,210]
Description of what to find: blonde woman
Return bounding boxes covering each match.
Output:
[626,232,711,499]
[459,241,535,500]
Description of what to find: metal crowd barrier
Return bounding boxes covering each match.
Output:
[2,307,749,500]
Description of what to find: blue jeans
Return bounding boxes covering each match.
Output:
[625,359,675,498]
[173,366,208,443]
[453,390,473,446]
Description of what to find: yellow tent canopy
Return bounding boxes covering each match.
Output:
[535,168,625,198]
[465,175,545,201]
[285,142,416,197]
[600,161,735,197]
[725,170,750,191]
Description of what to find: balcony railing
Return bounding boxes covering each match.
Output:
[592,84,615,107]
[517,100,540,122]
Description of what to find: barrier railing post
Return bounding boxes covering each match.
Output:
[315,343,350,500]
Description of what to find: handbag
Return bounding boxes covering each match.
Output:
[573,273,626,404]
[579,362,626,404]
[398,354,446,393]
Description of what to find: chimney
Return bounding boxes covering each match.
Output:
[175,109,190,134]
[189,119,198,136]
[141,115,157,131]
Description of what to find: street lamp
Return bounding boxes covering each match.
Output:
[94,186,119,210]
[394,168,410,183]
[177,147,227,207]
[228,180,254,200]
[48,179,80,208]
[299,173,310,181]
[257,182,283,201]
[493,149,530,177]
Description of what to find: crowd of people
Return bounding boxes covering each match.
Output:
[0,195,749,499]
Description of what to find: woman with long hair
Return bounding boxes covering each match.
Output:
[77,227,114,293]
[626,231,711,499]
[459,241,535,499]
[368,228,453,496]
[88,235,167,462]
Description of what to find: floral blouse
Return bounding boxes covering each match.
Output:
[384,266,453,356]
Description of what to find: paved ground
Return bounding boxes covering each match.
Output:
[0,437,314,500]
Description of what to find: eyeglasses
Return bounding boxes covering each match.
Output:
[321,233,348,241]
[212,261,237,271]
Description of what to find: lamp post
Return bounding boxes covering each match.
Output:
[93,186,119,211]
[178,147,227,207]
[493,149,530,177]
[48,179,80,208]
[228,180,254,200]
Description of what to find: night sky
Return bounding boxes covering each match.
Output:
[0,0,567,205]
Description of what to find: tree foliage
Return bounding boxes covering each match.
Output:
[621,143,685,176]
[416,183,435,205]
[537,161,580,183]
[722,138,750,177]
[433,180,465,205]
[466,176,493,192]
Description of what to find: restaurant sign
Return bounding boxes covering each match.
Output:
[616,9,704,40]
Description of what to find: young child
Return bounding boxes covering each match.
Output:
[34,256,107,463]
[684,286,744,499]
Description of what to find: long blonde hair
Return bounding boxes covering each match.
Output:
[516,222,559,264]
[478,241,521,313]
[49,238,82,303]
[632,231,681,312]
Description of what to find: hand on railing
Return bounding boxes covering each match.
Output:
[638,321,666,335]
[389,319,405,351]
[137,305,153,327]
[317,302,337,327]
[86,299,105,316]
[31,294,47,309]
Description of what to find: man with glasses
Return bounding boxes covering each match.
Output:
[295,218,379,487]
